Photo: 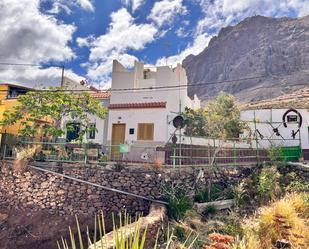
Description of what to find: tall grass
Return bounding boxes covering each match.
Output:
[230,193,309,249]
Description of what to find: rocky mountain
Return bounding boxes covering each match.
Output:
[183,15,309,103]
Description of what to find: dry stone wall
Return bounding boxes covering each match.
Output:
[0,160,255,217]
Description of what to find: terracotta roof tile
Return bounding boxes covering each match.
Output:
[91,92,111,99]
[109,102,167,109]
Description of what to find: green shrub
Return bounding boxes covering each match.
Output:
[173,225,186,241]
[194,183,233,203]
[222,221,243,237]
[232,181,247,209]
[256,166,281,203]
[202,205,217,218]
[285,172,309,193]
[268,145,283,164]
[168,196,193,221]
[161,182,193,221]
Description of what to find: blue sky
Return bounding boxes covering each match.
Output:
[1,0,308,88]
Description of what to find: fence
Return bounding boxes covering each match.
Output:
[0,134,302,167]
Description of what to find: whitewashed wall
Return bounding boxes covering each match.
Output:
[107,108,169,143]
[241,109,309,149]
[108,60,201,145]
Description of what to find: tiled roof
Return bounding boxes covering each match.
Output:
[0,82,32,89]
[91,92,111,99]
[242,88,309,110]
[109,102,167,109]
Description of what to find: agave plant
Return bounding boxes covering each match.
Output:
[57,211,154,249]
[57,212,198,249]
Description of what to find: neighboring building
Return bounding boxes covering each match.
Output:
[241,88,309,160]
[60,78,111,145]
[0,83,32,136]
[107,60,200,161]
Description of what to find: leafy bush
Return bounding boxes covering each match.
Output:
[194,183,233,203]
[232,181,247,209]
[285,172,309,193]
[202,205,217,218]
[268,145,284,164]
[221,222,243,238]
[256,166,281,203]
[161,182,193,221]
[168,196,193,221]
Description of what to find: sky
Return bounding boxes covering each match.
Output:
[0,0,308,89]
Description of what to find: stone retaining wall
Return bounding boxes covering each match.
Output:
[0,160,255,217]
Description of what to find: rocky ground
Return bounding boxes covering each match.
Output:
[0,206,113,249]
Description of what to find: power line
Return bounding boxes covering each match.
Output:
[1,72,308,94]
[0,62,63,67]
[0,62,308,95]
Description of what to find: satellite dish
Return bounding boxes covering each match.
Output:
[173,115,185,129]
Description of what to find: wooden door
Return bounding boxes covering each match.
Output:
[111,123,126,160]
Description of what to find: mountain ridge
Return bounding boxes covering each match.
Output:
[183,15,309,103]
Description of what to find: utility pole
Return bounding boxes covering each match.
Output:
[60,65,65,87]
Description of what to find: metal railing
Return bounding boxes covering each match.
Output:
[0,134,302,167]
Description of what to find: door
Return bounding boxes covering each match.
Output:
[66,122,80,142]
[111,123,126,160]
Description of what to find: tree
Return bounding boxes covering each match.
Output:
[182,107,207,137]
[183,92,247,169]
[183,92,245,139]
[204,91,245,140]
[0,87,106,171]
[0,87,106,140]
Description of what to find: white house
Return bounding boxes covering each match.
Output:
[60,77,110,145]
[106,60,200,161]
[241,88,309,160]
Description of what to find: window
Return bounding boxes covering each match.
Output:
[287,115,298,123]
[88,123,96,139]
[137,123,154,140]
[66,122,80,142]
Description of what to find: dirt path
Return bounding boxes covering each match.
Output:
[0,207,113,249]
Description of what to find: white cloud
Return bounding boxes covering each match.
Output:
[0,0,78,86]
[0,66,84,88]
[122,0,145,12]
[77,0,94,11]
[83,8,157,83]
[45,0,94,14]
[149,0,188,26]
[176,27,189,37]
[76,35,95,47]
[156,33,211,66]
[157,0,309,66]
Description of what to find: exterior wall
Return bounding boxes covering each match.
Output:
[107,108,168,143]
[0,85,34,136]
[241,109,309,149]
[108,60,201,148]
[61,98,110,145]
[61,78,110,145]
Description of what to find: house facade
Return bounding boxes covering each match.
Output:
[60,78,110,145]
[241,89,309,160]
[106,60,200,161]
[0,83,32,136]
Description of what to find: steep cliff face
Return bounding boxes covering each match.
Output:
[183,15,309,103]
